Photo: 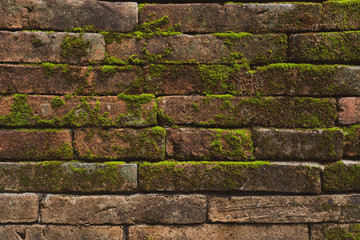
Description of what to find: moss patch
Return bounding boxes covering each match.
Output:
[323,161,360,192]
[61,33,90,61]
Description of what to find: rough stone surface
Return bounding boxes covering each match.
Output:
[0,64,142,95]
[74,127,166,160]
[139,162,321,194]
[0,95,156,127]
[0,129,72,160]
[158,96,337,128]
[338,97,360,124]
[140,3,322,33]
[321,1,360,31]
[0,162,137,193]
[343,125,360,157]
[323,161,360,193]
[0,31,105,63]
[209,194,360,223]
[166,128,253,161]
[0,0,137,32]
[0,193,38,223]
[41,194,206,224]
[129,224,308,240]
[311,223,360,240]
[253,128,344,161]
[107,34,287,65]
[0,225,124,240]
[289,32,360,63]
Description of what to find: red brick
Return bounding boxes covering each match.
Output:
[343,126,360,157]
[74,127,166,160]
[338,97,360,124]
[0,31,105,63]
[0,193,38,223]
[0,129,72,160]
[41,194,206,224]
[107,34,287,65]
[0,0,137,32]
[140,3,322,33]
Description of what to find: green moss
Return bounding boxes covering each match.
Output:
[42,63,57,78]
[31,37,44,48]
[61,33,90,61]
[22,142,73,160]
[322,224,360,239]
[213,32,252,47]
[323,161,360,192]
[0,94,33,126]
[50,96,65,109]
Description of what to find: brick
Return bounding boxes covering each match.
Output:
[129,224,308,240]
[140,3,322,33]
[0,94,156,127]
[0,129,72,160]
[322,1,360,31]
[0,64,142,95]
[0,31,105,63]
[343,125,360,157]
[0,193,38,223]
[209,194,360,223]
[139,161,321,194]
[158,96,337,128]
[311,223,360,240]
[0,162,137,193]
[74,127,165,160]
[106,34,287,65]
[41,194,206,224]
[338,97,360,124]
[289,31,360,63]
[0,0,137,32]
[0,225,124,240]
[253,128,344,161]
[323,161,360,193]
[166,128,253,161]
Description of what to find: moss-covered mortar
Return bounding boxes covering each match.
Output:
[0,162,137,193]
[323,161,360,192]
[138,161,321,193]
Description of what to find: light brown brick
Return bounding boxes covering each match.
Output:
[0,129,72,160]
[0,0,137,32]
[41,194,206,224]
[0,193,38,223]
[129,224,308,240]
[209,194,360,223]
[0,31,105,63]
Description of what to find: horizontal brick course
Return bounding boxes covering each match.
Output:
[0,0,137,32]
[0,193,38,223]
[158,96,337,128]
[41,194,206,224]
[0,162,137,193]
[253,128,344,161]
[129,224,309,240]
[0,129,72,160]
[74,127,166,160]
[209,194,360,223]
[139,161,321,193]
[0,31,105,63]
[107,34,287,65]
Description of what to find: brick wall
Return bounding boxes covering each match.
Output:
[1,0,360,239]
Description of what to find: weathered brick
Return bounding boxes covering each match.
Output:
[41,194,206,224]
[166,128,253,161]
[343,125,360,157]
[0,31,105,63]
[323,161,360,193]
[322,1,360,31]
[107,34,287,65]
[0,129,72,160]
[311,223,360,240]
[129,224,308,240]
[0,94,156,127]
[74,127,166,160]
[253,128,344,161]
[338,97,360,124]
[0,0,137,32]
[140,3,322,33]
[139,161,321,194]
[139,64,360,96]
[0,225,124,240]
[209,194,360,223]
[0,64,142,95]
[0,193,38,223]
[289,31,360,63]
[158,96,337,128]
[0,162,137,193]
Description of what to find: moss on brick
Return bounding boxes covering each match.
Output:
[321,224,360,239]
[323,161,360,192]
[61,33,90,61]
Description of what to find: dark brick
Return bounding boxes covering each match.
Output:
[323,161,360,193]
[343,125,360,157]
